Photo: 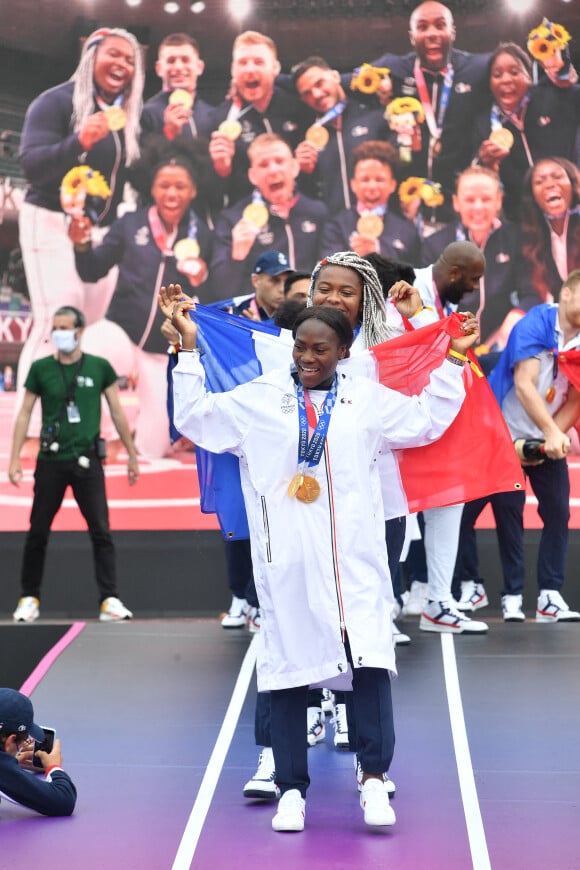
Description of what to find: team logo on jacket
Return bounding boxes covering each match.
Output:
[496,252,510,264]
[402,78,417,96]
[538,116,551,127]
[283,121,298,132]
[135,226,150,246]
[301,221,317,233]
[241,120,255,143]
[392,238,405,250]
[258,230,274,245]
[455,81,472,94]
[280,393,295,414]
[351,125,369,137]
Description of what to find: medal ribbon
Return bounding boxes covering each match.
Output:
[148,205,178,256]
[296,376,338,468]
[490,95,533,166]
[356,203,386,217]
[315,100,346,128]
[94,91,124,111]
[414,60,454,141]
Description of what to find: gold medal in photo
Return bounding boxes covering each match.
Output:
[242,201,269,228]
[356,213,384,239]
[218,119,243,141]
[105,107,127,132]
[174,238,200,261]
[288,473,304,498]
[169,88,194,110]
[305,125,330,150]
[295,475,321,504]
[489,127,514,151]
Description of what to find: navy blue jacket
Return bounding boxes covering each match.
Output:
[208,87,311,208]
[19,81,129,226]
[211,193,327,296]
[420,219,541,343]
[472,83,580,222]
[320,207,420,264]
[141,90,215,142]
[0,752,76,817]
[74,206,214,353]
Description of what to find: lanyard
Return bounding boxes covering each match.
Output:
[148,205,178,256]
[296,375,338,468]
[413,60,454,140]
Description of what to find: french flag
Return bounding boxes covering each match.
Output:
[182,305,524,539]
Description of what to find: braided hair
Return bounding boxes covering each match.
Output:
[307,250,388,348]
[71,28,144,165]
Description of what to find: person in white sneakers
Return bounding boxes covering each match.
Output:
[9,306,137,624]
[461,271,580,623]
[166,254,479,832]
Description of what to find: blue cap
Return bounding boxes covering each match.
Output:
[253,251,292,276]
[0,688,45,742]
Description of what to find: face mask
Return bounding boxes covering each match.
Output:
[51,329,78,354]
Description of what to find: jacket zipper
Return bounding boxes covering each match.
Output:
[261,496,272,563]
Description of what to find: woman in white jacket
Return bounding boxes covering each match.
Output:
[165,282,478,833]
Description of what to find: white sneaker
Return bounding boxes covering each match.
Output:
[321,688,335,716]
[306,706,325,746]
[536,590,580,623]
[13,596,40,623]
[456,580,489,612]
[99,597,133,622]
[360,778,396,826]
[420,600,488,634]
[354,756,395,798]
[272,789,305,832]
[246,606,261,633]
[402,581,428,616]
[243,748,279,800]
[221,596,249,628]
[392,620,411,645]
[502,594,525,622]
[332,703,350,749]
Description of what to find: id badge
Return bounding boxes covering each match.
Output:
[67,403,81,424]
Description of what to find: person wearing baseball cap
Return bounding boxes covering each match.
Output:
[232,251,293,322]
[0,688,77,816]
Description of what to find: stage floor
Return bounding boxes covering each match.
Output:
[1,618,579,869]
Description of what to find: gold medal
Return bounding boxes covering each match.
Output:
[489,127,514,150]
[169,88,193,110]
[356,213,384,239]
[218,119,243,141]
[288,473,304,498]
[105,107,127,132]
[242,201,269,228]
[295,475,321,504]
[174,238,200,261]
[545,385,556,403]
[305,125,329,150]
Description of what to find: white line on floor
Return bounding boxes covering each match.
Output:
[441,633,491,870]
[171,634,258,870]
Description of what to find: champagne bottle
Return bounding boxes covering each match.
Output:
[514,438,545,461]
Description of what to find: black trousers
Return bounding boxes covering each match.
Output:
[20,456,119,603]
[270,637,395,798]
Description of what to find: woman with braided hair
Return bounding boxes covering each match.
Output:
[17,27,145,428]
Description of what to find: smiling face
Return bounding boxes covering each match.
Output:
[248,140,299,204]
[294,65,342,114]
[350,158,397,210]
[489,51,531,114]
[93,36,136,101]
[409,1,455,72]
[151,164,196,229]
[312,264,363,329]
[531,160,573,217]
[231,42,280,107]
[453,174,502,235]
[156,43,204,94]
[292,317,346,389]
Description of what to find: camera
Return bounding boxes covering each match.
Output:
[40,423,60,454]
[33,726,56,769]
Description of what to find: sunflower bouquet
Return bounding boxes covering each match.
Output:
[351,63,391,95]
[527,18,571,63]
[399,177,444,209]
[60,165,111,222]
